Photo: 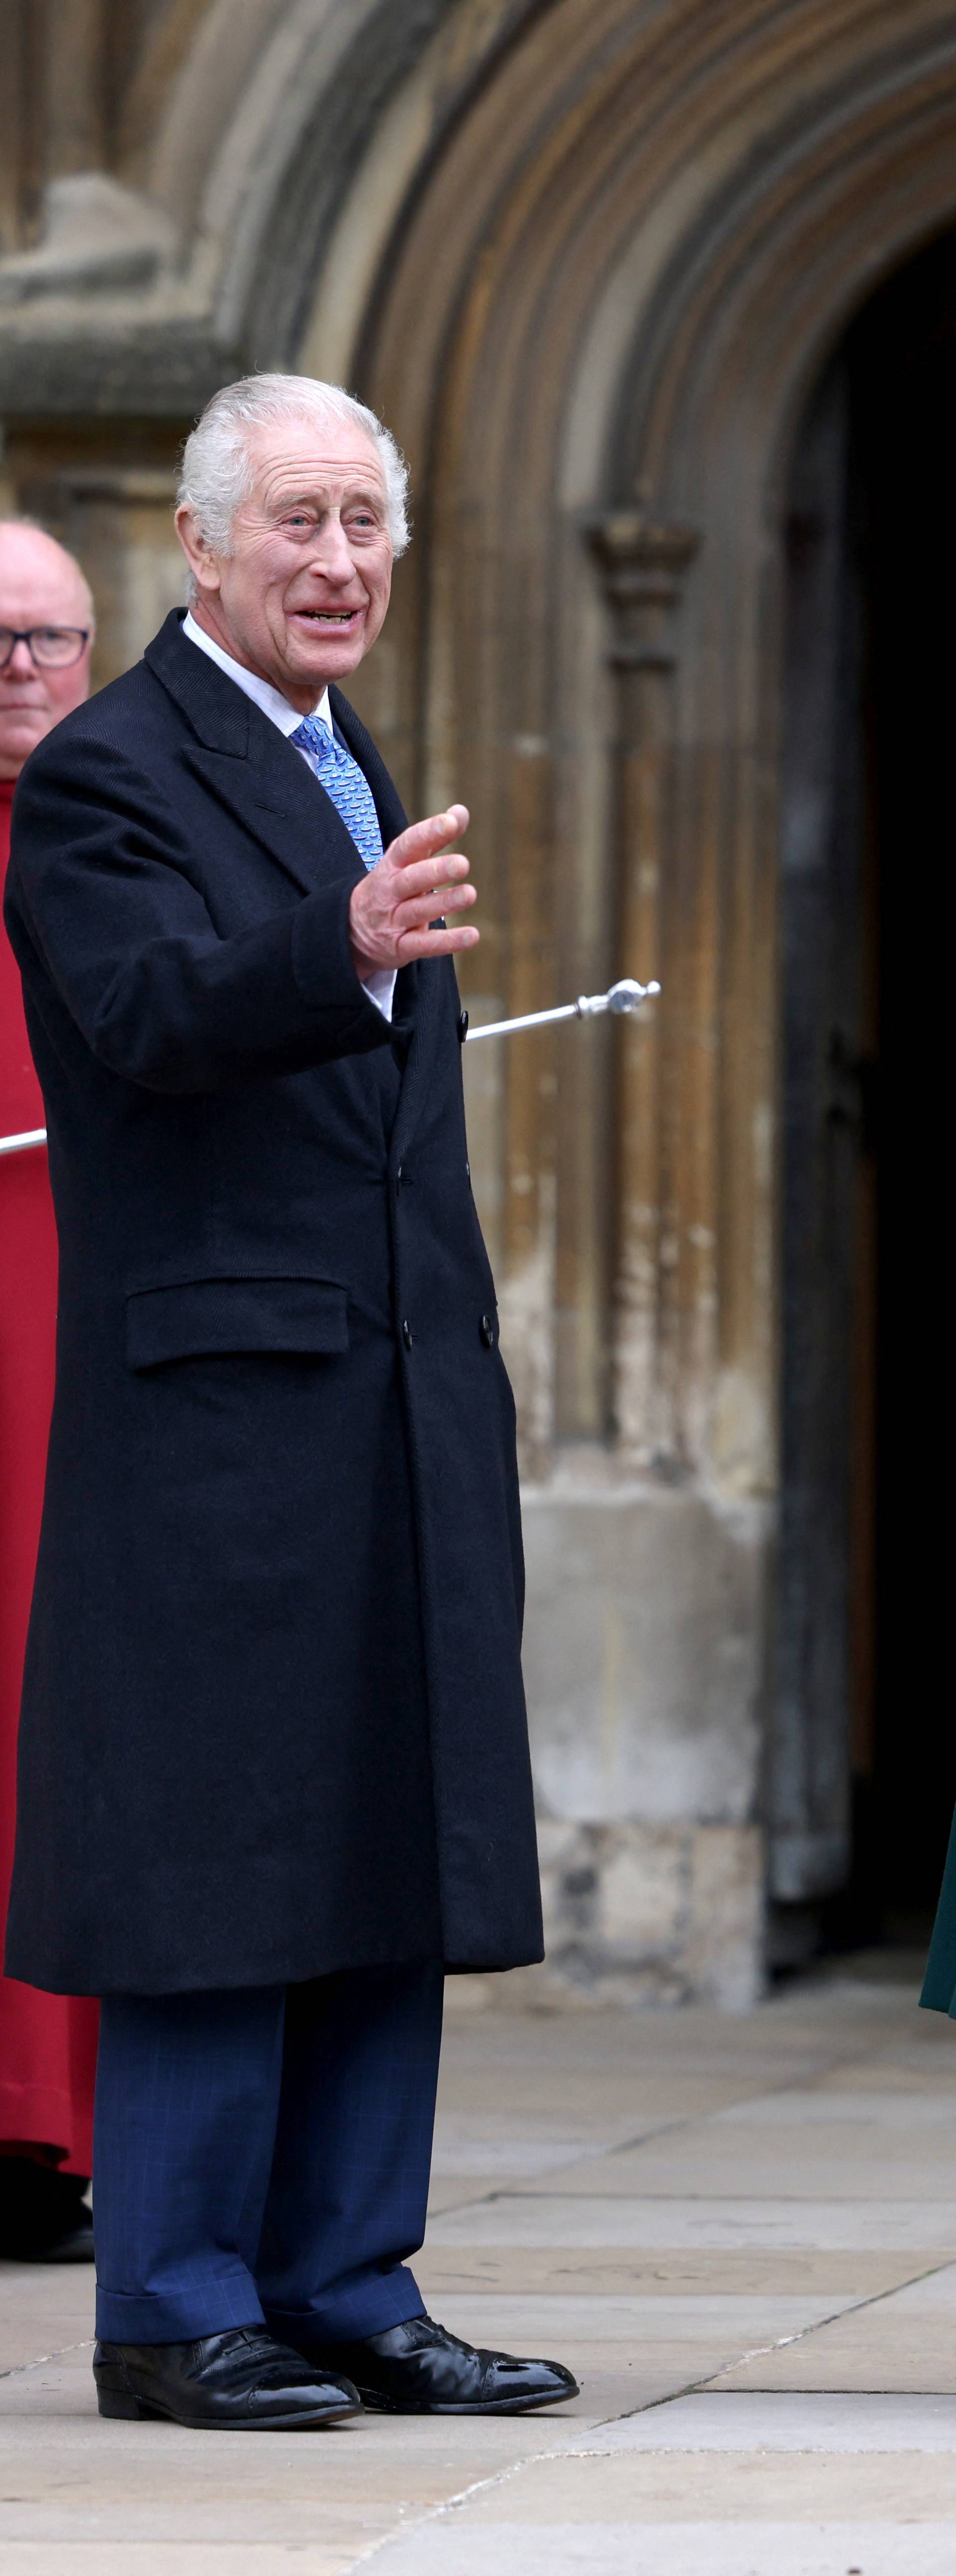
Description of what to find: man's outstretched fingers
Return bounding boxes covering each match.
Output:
[349,801,478,975]
[408,924,479,956]
[391,855,471,905]
[387,806,470,874]
[396,879,477,926]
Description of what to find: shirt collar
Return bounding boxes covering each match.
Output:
[182,611,332,739]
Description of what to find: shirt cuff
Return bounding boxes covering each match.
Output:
[360,967,397,1024]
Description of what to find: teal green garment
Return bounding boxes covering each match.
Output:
[921,1808,956,2014]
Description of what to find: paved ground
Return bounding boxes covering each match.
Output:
[2,1956,956,2571]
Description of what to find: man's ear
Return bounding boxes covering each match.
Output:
[175,505,221,599]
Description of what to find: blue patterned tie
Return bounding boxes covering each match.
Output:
[290,714,383,872]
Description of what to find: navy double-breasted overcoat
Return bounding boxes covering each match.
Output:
[2,611,543,1996]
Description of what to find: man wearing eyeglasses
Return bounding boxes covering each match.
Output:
[0,519,99,2263]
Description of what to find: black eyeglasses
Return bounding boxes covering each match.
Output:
[0,627,91,671]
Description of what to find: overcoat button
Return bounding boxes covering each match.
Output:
[479,1313,495,1347]
[396,1162,403,1191]
[458,1010,469,1042]
[402,1319,413,1351]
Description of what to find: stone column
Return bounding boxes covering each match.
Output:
[0,2,46,252]
[42,0,109,179]
[586,511,698,1467]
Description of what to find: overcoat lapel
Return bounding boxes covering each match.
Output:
[143,609,425,1102]
[183,738,365,901]
[329,685,420,1035]
[329,688,407,850]
[144,616,367,902]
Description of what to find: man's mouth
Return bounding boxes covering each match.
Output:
[295,608,360,625]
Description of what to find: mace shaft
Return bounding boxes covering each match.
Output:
[464,977,660,1041]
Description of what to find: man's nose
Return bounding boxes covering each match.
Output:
[2,639,37,678]
[307,519,357,583]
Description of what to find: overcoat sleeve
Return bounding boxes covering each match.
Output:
[4,732,393,1096]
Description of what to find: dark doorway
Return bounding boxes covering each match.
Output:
[769,228,956,1969]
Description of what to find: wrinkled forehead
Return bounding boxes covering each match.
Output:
[243,415,387,510]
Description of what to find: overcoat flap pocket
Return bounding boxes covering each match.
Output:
[125,1277,350,1369]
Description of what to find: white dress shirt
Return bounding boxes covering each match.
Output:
[182,611,395,1023]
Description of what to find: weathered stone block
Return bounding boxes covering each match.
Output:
[518,1489,769,2007]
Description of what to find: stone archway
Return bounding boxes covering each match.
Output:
[324,0,956,1463]
[311,0,956,1995]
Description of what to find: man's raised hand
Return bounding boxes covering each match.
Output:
[349,805,477,978]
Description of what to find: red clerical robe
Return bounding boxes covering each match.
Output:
[0,778,98,2170]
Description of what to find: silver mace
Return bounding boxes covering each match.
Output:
[0,1125,46,1157]
[464,975,660,1041]
[0,981,661,1157]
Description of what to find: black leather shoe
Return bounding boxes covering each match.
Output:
[0,2161,94,2263]
[293,2313,579,2414]
[93,2328,361,2429]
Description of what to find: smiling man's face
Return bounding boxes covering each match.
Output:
[176,413,394,711]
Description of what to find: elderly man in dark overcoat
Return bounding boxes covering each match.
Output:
[3,374,574,2432]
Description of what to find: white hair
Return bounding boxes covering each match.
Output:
[176,375,410,579]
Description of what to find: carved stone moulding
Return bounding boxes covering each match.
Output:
[585,512,700,671]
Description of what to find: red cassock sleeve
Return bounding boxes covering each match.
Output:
[0,783,98,2170]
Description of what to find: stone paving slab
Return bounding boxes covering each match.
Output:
[814,2065,956,2092]
[417,2249,932,2297]
[0,2533,376,2572]
[361,2523,956,2572]
[521,2140,956,2198]
[0,2267,93,2373]
[426,2194,956,2248]
[436,2291,866,2342]
[455,2447,956,2509]
[711,2090,956,2125]
[574,2391,956,2448]
[711,2262,956,2394]
[435,2069,838,2114]
[431,2107,669,2164]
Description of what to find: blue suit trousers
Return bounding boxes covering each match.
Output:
[93,1963,444,2345]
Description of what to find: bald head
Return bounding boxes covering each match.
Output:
[0,520,94,781]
